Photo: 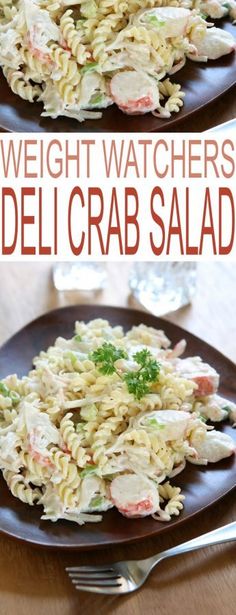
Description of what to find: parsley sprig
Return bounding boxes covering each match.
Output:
[90,343,128,375]
[90,344,160,400]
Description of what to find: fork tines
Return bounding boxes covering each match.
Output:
[66,565,123,591]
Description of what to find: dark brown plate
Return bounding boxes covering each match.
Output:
[0,304,235,550]
[0,21,235,133]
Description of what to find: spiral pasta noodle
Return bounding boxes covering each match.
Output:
[0,318,234,526]
[0,0,234,122]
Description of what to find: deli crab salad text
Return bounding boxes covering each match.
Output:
[0,319,235,525]
[0,0,236,122]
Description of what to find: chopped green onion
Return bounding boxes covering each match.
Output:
[76,18,86,28]
[145,15,166,26]
[73,334,82,342]
[80,463,98,478]
[222,405,231,413]
[81,62,99,75]
[90,93,105,106]
[145,418,165,429]
[76,422,86,433]
[0,382,10,397]
[90,496,104,509]
[199,414,207,423]
[65,351,77,367]
[10,391,20,405]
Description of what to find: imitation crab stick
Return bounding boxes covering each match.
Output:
[110,474,160,518]
[174,357,219,397]
[110,71,159,115]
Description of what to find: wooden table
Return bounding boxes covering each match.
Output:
[0,262,235,615]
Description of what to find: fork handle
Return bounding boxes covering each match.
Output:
[148,521,236,570]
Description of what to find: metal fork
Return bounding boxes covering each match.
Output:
[66,521,236,595]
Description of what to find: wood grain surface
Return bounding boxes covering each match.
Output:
[0,262,235,615]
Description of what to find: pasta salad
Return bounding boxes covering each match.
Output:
[0,0,235,122]
[0,319,235,525]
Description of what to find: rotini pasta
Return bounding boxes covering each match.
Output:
[0,0,235,122]
[0,318,234,525]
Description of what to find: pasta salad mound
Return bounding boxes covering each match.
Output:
[0,319,235,525]
[0,0,236,122]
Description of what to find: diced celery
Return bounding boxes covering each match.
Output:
[145,418,165,429]
[222,405,231,413]
[80,404,98,421]
[145,15,165,26]
[81,0,97,19]
[81,62,99,75]
[0,382,10,397]
[80,464,98,478]
[90,496,104,509]
[90,93,104,106]
[65,351,77,367]
[10,391,20,405]
[74,334,82,342]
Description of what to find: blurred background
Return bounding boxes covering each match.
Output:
[0,261,235,363]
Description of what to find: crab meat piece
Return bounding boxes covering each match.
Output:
[138,7,191,39]
[167,339,186,359]
[174,357,219,397]
[110,71,159,115]
[211,394,236,425]
[110,474,160,517]
[140,410,191,441]
[197,397,228,422]
[199,0,228,19]
[24,0,59,54]
[189,430,235,463]
[198,393,236,423]
[189,27,236,61]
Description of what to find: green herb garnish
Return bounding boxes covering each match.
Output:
[90,344,160,400]
[199,414,207,423]
[90,343,128,375]
[133,349,160,381]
